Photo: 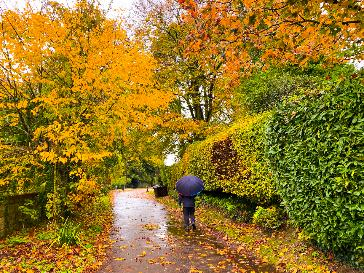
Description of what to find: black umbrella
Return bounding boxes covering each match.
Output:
[176,175,204,196]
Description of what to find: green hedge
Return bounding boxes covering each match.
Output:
[236,65,356,114]
[237,67,321,114]
[267,78,364,265]
[169,112,277,205]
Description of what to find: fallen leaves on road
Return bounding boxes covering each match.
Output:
[148,256,175,265]
[142,223,160,230]
[155,195,360,273]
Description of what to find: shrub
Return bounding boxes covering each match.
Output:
[252,206,284,230]
[170,112,277,205]
[236,65,356,114]
[267,77,364,265]
[198,194,255,223]
[93,195,111,212]
[236,67,321,114]
[18,200,40,225]
[57,218,80,246]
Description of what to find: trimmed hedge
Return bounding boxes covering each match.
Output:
[267,78,364,265]
[169,112,277,205]
[237,67,321,114]
[236,65,356,114]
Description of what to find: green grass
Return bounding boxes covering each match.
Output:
[6,235,29,246]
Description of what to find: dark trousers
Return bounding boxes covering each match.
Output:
[183,207,195,227]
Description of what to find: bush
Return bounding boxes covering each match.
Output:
[252,206,284,230]
[57,218,80,246]
[267,77,364,265]
[93,195,111,212]
[236,67,321,114]
[18,200,40,225]
[169,112,277,205]
[236,65,356,114]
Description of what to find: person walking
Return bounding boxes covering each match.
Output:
[178,193,196,231]
[176,175,204,231]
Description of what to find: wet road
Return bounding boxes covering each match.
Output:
[97,189,276,273]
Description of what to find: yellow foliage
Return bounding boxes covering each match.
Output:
[170,112,275,204]
[0,1,172,199]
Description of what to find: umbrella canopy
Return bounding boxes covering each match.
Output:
[176,175,204,196]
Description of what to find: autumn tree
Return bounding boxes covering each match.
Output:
[128,0,239,159]
[177,0,363,80]
[137,0,236,125]
[143,0,362,154]
[0,0,171,217]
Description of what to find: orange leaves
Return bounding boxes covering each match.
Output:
[76,177,99,193]
[16,100,28,109]
[178,0,197,11]
[0,1,172,197]
[241,0,256,9]
[177,0,362,79]
[261,49,279,62]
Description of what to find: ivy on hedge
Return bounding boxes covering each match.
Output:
[267,77,364,266]
[168,112,277,205]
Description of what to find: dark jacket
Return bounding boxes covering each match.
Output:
[178,194,195,208]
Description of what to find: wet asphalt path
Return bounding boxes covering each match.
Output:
[97,189,276,273]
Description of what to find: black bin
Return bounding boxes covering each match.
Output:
[153,185,168,197]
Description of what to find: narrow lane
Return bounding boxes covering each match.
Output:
[98,189,277,273]
[97,189,180,273]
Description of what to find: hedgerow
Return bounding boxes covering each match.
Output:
[167,65,363,266]
[169,112,277,205]
[267,77,364,266]
[236,67,321,114]
[235,65,356,115]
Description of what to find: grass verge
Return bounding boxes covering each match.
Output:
[0,194,113,273]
